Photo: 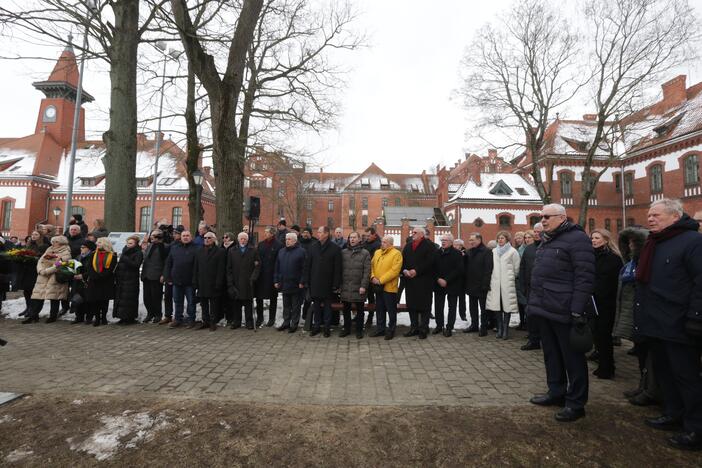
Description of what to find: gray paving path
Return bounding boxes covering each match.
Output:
[0,319,638,406]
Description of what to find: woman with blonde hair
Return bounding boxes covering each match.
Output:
[84,237,117,326]
[590,228,624,379]
[22,236,72,324]
[486,231,521,339]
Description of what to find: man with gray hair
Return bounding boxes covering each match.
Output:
[274,232,307,332]
[527,204,595,422]
[434,232,463,336]
[401,225,437,339]
[226,231,261,329]
[634,198,702,450]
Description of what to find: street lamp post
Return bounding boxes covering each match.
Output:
[53,206,61,226]
[192,170,204,226]
[148,42,182,232]
[63,0,97,232]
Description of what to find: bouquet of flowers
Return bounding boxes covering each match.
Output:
[0,248,42,263]
[55,259,82,284]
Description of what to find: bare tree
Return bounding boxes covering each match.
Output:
[459,0,583,203]
[576,0,697,225]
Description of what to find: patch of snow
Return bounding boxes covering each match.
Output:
[0,414,15,424]
[5,449,33,463]
[72,400,83,405]
[219,421,231,430]
[180,429,191,436]
[67,411,169,461]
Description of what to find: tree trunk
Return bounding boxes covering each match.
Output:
[102,0,139,232]
[184,61,201,233]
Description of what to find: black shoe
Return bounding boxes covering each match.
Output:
[623,387,642,398]
[71,319,84,324]
[45,316,57,324]
[339,329,350,338]
[463,326,478,333]
[210,323,217,331]
[18,310,27,317]
[265,320,275,327]
[143,315,153,324]
[459,314,467,321]
[277,324,290,331]
[384,331,394,340]
[288,326,298,333]
[529,394,565,407]
[323,328,331,338]
[521,342,541,351]
[310,328,320,337]
[432,327,443,335]
[555,407,585,422]
[667,431,702,451]
[403,328,418,337]
[478,328,487,337]
[587,351,599,362]
[593,368,614,379]
[21,317,38,324]
[93,318,101,327]
[443,329,452,337]
[645,415,683,431]
[628,393,657,407]
[418,331,427,340]
[59,308,69,317]
[371,330,385,337]
[356,330,363,339]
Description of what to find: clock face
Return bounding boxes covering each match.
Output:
[43,105,57,122]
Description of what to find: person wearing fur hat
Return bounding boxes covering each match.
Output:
[22,236,72,324]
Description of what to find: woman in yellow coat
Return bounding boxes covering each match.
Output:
[370,235,403,340]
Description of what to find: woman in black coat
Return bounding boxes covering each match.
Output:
[591,228,624,379]
[84,237,117,326]
[16,231,49,315]
[113,235,144,324]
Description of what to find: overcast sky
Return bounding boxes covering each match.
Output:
[0,0,700,175]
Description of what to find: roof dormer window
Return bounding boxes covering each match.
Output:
[361,177,370,187]
[80,177,98,187]
[135,177,151,187]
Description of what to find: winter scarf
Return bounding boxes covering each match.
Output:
[636,214,698,283]
[93,249,114,273]
[495,243,511,257]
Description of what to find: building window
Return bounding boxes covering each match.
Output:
[529,215,540,227]
[362,214,368,227]
[362,197,368,209]
[349,197,355,209]
[328,200,334,212]
[277,188,285,198]
[139,206,151,232]
[474,218,484,228]
[626,217,635,227]
[1,200,13,231]
[305,199,313,210]
[588,218,595,232]
[624,173,634,197]
[71,206,86,218]
[498,215,510,228]
[349,214,356,229]
[135,178,151,187]
[582,171,597,199]
[306,217,312,227]
[616,218,623,232]
[278,206,285,218]
[80,177,98,187]
[395,198,401,207]
[327,216,334,228]
[650,164,663,194]
[382,198,388,207]
[614,173,621,193]
[560,173,572,197]
[684,154,699,186]
[172,207,183,227]
[604,218,611,231]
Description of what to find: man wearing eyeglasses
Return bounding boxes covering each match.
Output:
[527,204,595,423]
[193,233,226,330]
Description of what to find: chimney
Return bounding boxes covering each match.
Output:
[488,149,497,159]
[319,167,323,183]
[583,114,597,121]
[661,75,687,107]
[137,132,147,145]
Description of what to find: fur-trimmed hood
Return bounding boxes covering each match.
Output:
[618,227,649,261]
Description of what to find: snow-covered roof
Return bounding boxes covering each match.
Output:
[0,150,38,176]
[450,173,541,203]
[384,206,436,226]
[546,120,612,157]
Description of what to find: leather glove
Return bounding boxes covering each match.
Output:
[571,314,588,327]
[684,319,702,340]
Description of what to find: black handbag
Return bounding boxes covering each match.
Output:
[55,268,74,284]
[570,316,593,353]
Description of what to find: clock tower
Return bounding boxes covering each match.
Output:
[32,42,94,150]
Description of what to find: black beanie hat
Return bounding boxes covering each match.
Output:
[81,240,97,251]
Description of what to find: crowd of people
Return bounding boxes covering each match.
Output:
[1,200,701,450]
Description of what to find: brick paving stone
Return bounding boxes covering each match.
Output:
[0,320,640,406]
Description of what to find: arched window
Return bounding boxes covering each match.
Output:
[499,215,511,229]
[71,206,86,218]
[650,164,663,193]
[560,172,573,197]
[684,154,699,186]
[604,218,611,232]
[1,200,13,231]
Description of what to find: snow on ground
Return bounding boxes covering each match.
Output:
[0,415,15,424]
[66,410,170,461]
[5,449,34,463]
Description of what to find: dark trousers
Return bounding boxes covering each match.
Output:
[71,298,89,321]
[90,300,109,322]
[143,279,163,320]
[30,299,59,319]
[458,293,466,321]
[255,295,278,325]
[518,303,526,326]
[23,289,32,310]
[409,307,431,334]
[650,339,702,432]
[222,295,235,324]
[526,308,541,344]
[375,291,397,333]
[234,299,254,327]
[312,298,332,330]
[173,285,196,323]
[199,297,221,324]
[538,316,589,409]
[434,290,457,330]
[342,302,364,332]
[164,282,174,318]
[468,294,487,329]
[593,308,615,374]
[282,291,302,327]
[365,288,375,324]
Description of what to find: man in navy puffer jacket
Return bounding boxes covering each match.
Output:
[527,204,595,422]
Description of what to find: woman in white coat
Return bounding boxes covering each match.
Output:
[486,231,521,339]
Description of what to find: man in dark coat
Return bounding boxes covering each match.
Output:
[453,239,468,322]
[274,232,307,333]
[633,199,702,451]
[463,232,493,334]
[401,226,437,339]
[142,230,169,324]
[434,233,463,337]
[527,204,595,423]
[276,220,289,245]
[298,227,319,327]
[518,223,542,350]
[63,213,89,238]
[304,225,342,337]
[163,230,199,328]
[227,232,261,330]
[255,227,282,327]
[332,227,347,249]
[193,232,226,330]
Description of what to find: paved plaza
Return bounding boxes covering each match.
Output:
[0,319,639,407]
